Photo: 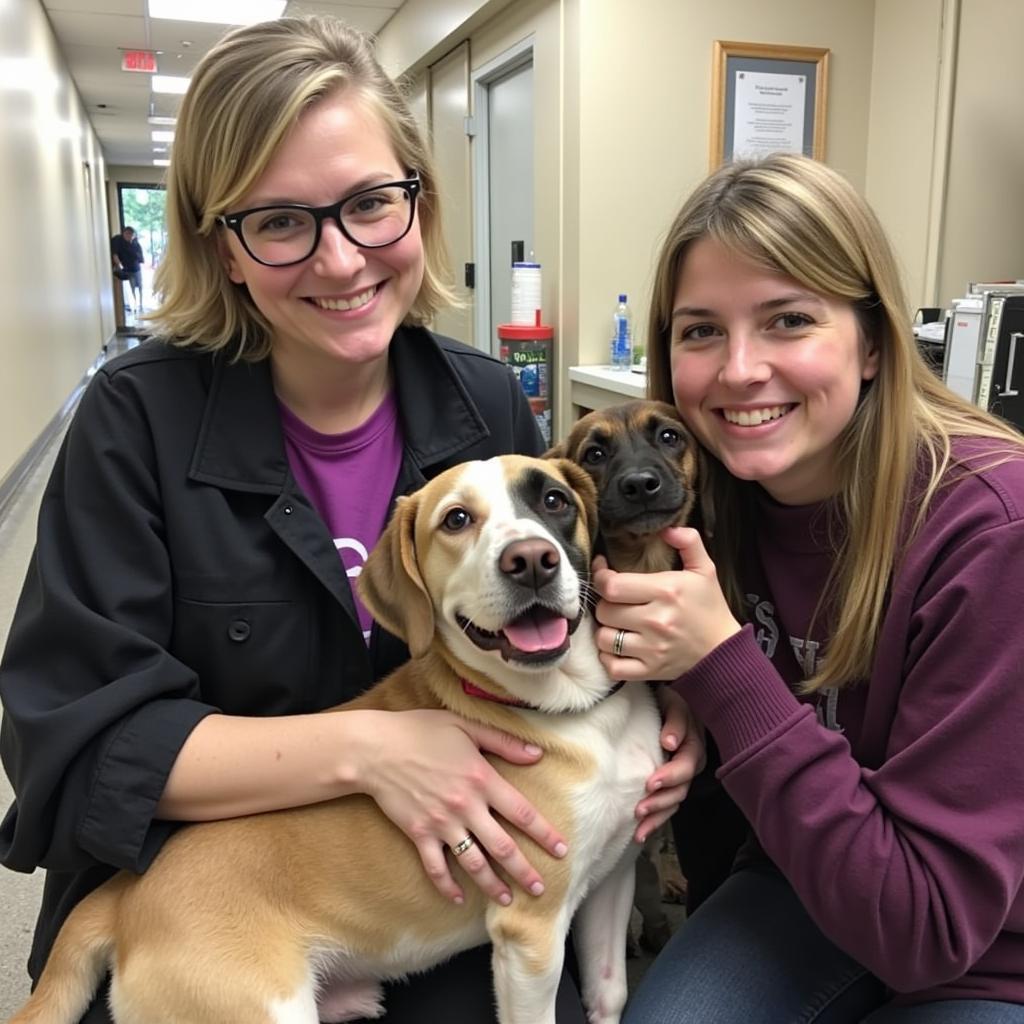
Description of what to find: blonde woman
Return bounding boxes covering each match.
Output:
[592,154,1024,1022]
[0,16,699,1023]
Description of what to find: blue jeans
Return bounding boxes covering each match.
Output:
[623,866,1024,1024]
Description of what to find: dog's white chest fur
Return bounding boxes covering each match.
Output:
[542,683,664,903]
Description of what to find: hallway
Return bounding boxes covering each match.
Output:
[0,334,142,1018]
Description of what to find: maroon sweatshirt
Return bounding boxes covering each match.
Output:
[673,439,1024,1004]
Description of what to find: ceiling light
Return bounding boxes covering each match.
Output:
[152,75,189,94]
[147,115,176,126]
[153,146,168,153]
[154,159,171,167]
[148,0,286,25]
[151,130,175,142]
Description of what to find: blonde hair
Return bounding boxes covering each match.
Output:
[150,15,453,359]
[646,154,1024,692]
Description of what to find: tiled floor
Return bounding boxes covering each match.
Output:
[0,333,684,1014]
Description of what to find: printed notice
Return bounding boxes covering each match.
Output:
[732,70,806,159]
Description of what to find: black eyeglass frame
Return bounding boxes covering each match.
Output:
[216,176,422,267]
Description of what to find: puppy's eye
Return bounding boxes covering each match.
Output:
[442,507,473,532]
[582,445,606,465]
[543,489,569,512]
[658,428,681,446]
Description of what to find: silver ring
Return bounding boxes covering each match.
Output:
[612,628,627,657]
[451,834,476,857]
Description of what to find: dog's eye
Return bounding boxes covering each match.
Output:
[442,507,473,532]
[658,428,681,446]
[543,489,569,512]
[582,445,606,465]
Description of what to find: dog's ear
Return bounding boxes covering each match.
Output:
[359,494,436,658]
[550,458,600,547]
[543,439,568,459]
[696,448,716,540]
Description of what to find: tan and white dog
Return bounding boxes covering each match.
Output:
[12,455,663,1024]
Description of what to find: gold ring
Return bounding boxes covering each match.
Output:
[451,835,476,857]
[612,628,627,657]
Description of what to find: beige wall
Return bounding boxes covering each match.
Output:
[864,0,946,311]
[386,0,879,436]
[576,0,877,379]
[0,0,113,483]
[937,0,1024,305]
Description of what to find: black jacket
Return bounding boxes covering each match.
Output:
[0,326,543,980]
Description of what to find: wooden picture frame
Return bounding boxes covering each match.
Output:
[709,40,829,168]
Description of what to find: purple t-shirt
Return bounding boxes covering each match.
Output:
[674,438,1024,1005]
[278,393,403,643]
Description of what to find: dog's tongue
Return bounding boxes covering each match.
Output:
[502,608,569,652]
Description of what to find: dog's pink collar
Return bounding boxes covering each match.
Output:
[460,678,531,707]
[460,677,626,711]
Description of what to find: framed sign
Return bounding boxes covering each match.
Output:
[709,40,829,168]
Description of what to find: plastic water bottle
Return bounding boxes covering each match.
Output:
[610,294,632,370]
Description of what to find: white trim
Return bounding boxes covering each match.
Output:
[471,36,535,355]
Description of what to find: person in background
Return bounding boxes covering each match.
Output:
[110,225,144,311]
[0,16,701,1022]
[590,153,1024,1023]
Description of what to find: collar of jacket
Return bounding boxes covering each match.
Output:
[186,325,491,493]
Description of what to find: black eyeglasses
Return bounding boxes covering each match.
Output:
[217,176,421,267]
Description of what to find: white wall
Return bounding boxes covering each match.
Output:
[0,0,113,484]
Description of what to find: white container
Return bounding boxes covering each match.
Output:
[511,261,542,325]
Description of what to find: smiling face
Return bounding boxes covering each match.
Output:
[669,237,879,505]
[220,88,425,376]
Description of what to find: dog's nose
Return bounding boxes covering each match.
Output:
[619,469,662,502]
[499,538,560,590]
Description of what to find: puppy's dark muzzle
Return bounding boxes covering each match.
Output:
[619,469,664,502]
[604,465,688,532]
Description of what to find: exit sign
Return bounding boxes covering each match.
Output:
[121,50,158,73]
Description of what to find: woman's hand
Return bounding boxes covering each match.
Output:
[359,709,568,906]
[593,527,741,682]
[634,687,706,842]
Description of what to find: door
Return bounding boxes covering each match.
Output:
[472,43,535,356]
[486,61,534,354]
[428,41,474,346]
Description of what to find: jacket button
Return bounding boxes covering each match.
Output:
[227,619,251,642]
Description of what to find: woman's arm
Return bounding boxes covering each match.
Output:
[594,521,1024,992]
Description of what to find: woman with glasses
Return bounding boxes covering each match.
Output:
[0,16,698,1023]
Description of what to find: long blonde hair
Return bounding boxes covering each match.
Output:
[150,15,454,360]
[646,154,1024,691]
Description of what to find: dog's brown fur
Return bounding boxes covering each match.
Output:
[11,455,662,1024]
[546,400,706,573]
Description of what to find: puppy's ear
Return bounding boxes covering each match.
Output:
[697,449,716,540]
[359,495,435,658]
[551,458,600,547]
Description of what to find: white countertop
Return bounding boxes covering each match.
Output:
[567,364,647,399]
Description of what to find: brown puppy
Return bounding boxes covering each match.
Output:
[547,400,704,573]
[547,400,705,949]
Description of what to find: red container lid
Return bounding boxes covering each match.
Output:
[497,322,554,340]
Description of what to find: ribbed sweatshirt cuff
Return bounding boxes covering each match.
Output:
[670,625,805,763]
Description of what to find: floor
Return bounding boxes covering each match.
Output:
[0,332,683,1015]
